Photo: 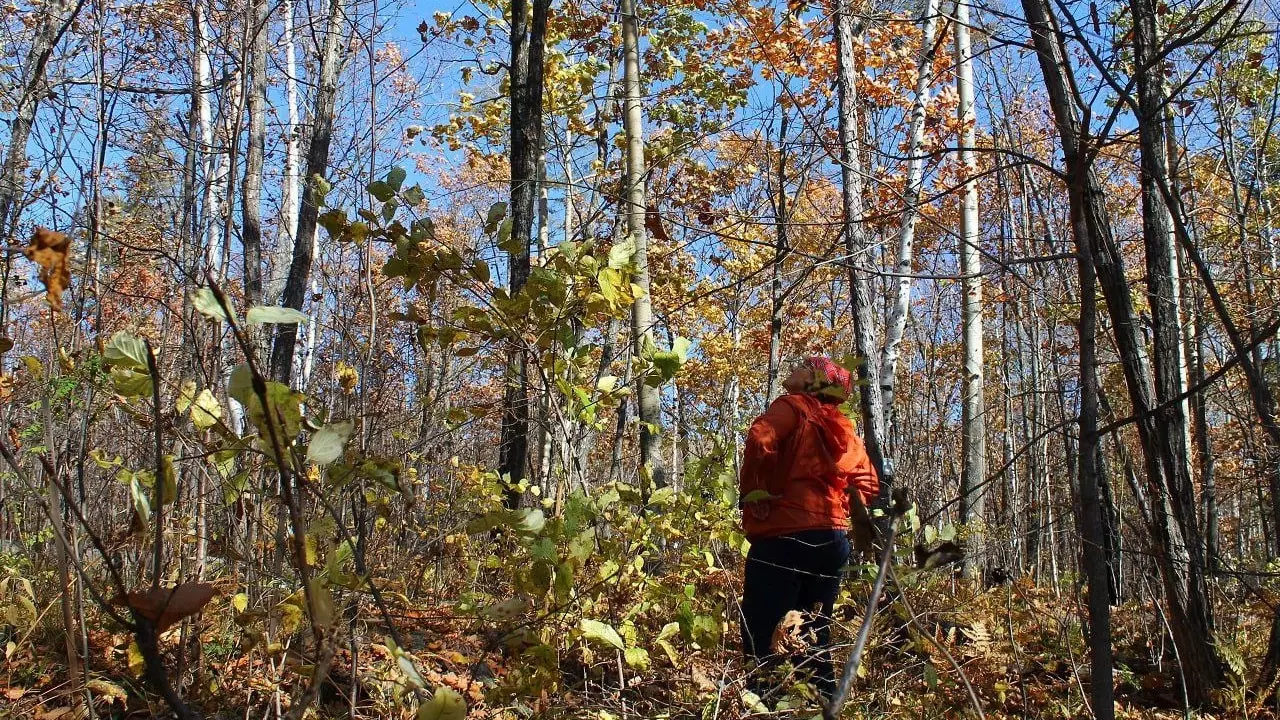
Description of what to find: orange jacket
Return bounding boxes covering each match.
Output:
[739,394,880,539]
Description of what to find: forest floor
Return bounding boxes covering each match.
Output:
[3,557,1274,720]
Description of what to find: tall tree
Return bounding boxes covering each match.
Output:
[954,0,986,579]
[241,0,268,312]
[881,0,941,436]
[269,0,347,384]
[499,0,552,507]
[834,0,891,508]
[621,0,667,490]
[1019,0,1220,704]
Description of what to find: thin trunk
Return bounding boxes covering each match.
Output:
[499,0,551,507]
[881,0,941,436]
[955,0,986,580]
[269,0,346,384]
[242,0,268,310]
[834,0,890,508]
[766,111,789,403]
[269,0,302,304]
[621,0,667,492]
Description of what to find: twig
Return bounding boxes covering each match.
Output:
[823,488,909,720]
[145,338,164,592]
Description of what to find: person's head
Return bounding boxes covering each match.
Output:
[781,356,852,404]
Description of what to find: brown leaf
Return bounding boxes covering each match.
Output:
[4,686,26,700]
[645,205,672,243]
[22,228,71,312]
[770,610,808,654]
[113,583,217,633]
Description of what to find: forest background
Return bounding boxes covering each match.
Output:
[1,0,1279,716]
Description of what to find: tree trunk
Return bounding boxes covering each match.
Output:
[499,0,551,507]
[881,0,940,441]
[766,111,790,403]
[834,0,891,509]
[620,0,667,492]
[241,0,268,311]
[269,0,345,384]
[268,0,302,305]
[954,0,986,580]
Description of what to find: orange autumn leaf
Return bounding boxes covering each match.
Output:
[112,583,216,633]
[23,227,71,312]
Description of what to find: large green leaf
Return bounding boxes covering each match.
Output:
[190,389,222,430]
[103,332,149,369]
[580,619,625,651]
[307,420,354,466]
[190,287,232,322]
[246,306,309,325]
[386,166,407,192]
[417,687,466,720]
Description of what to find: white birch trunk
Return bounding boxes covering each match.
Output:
[880,0,940,434]
[955,0,987,578]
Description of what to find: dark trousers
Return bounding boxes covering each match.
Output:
[740,529,850,696]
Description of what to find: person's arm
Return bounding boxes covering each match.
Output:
[847,434,880,506]
[738,398,800,506]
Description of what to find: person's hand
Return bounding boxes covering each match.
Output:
[847,489,875,554]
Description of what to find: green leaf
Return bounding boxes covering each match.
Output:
[176,379,197,414]
[624,646,650,670]
[190,287,232,322]
[308,579,335,628]
[307,420,354,466]
[580,619,625,650]
[103,332,150,369]
[246,306,309,325]
[484,202,508,232]
[368,180,395,202]
[608,239,636,269]
[403,185,425,206]
[228,364,253,406]
[417,686,466,720]
[244,381,304,443]
[318,209,348,238]
[129,474,151,524]
[109,366,153,397]
[310,174,332,203]
[387,166,407,192]
[191,389,222,430]
[742,490,777,503]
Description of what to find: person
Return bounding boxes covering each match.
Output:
[738,356,880,699]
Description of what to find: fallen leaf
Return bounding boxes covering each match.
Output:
[3,686,26,700]
[113,583,217,633]
[23,228,71,312]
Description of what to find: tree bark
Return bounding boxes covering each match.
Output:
[881,0,940,438]
[954,0,986,580]
[499,0,552,506]
[269,0,346,384]
[834,0,891,510]
[621,0,667,491]
[241,0,268,311]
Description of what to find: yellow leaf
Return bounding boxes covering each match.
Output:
[190,389,222,429]
[417,686,466,720]
[231,593,248,613]
[175,379,197,414]
[86,678,127,704]
[126,640,145,677]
